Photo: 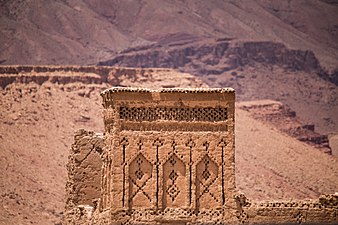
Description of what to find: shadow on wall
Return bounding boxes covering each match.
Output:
[65,129,104,214]
[329,134,338,157]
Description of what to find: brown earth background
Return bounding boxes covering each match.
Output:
[0,0,338,224]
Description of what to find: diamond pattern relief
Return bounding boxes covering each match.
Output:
[196,154,219,205]
[135,168,144,180]
[163,153,186,206]
[136,157,143,165]
[169,170,178,181]
[167,184,180,201]
[202,170,211,180]
[129,153,153,205]
[169,156,176,166]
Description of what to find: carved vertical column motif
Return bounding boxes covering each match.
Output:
[101,151,112,210]
[115,134,232,212]
[153,138,163,209]
[186,139,195,206]
[120,137,129,207]
[218,139,227,205]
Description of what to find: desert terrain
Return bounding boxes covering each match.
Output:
[0,0,338,224]
[0,67,338,225]
[1,0,338,69]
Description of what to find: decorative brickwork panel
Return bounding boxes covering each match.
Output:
[196,154,220,210]
[163,153,187,208]
[100,87,236,224]
[128,153,153,208]
[112,134,232,212]
[119,107,227,122]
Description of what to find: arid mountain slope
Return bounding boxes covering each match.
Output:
[1,0,337,69]
[1,68,338,224]
[236,105,338,201]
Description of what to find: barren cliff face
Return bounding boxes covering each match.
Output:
[1,0,337,69]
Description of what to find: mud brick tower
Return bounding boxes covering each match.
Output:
[99,87,236,224]
[65,86,338,225]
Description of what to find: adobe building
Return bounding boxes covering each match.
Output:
[64,87,338,225]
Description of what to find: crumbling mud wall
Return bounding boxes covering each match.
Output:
[236,193,338,224]
[64,129,104,224]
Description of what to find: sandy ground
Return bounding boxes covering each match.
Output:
[236,106,338,200]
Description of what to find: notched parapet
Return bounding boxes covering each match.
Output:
[237,193,338,224]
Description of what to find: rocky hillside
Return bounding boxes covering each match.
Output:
[99,40,324,76]
[1,0,337,69]
[238,100,331,153]
[0,65,206,89]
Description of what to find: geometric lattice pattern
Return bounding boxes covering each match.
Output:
[128,153,153,205]
[166,157,180,202]
[163,153,186,206]
[167,183,180,202]
[196,154,219,206]
[119,107,227,122]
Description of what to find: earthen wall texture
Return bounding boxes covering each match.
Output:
[64,129,104,224]
[234,193,338,224]
[98,87,237,224]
